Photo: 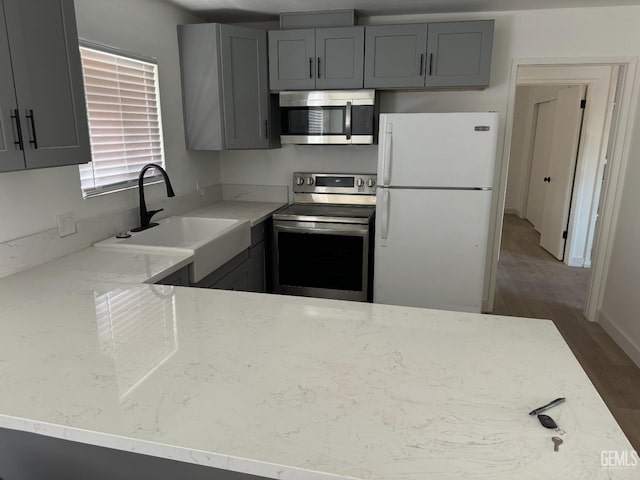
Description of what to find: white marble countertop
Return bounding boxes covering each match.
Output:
[0,278,634,479]
[184,200,287,226]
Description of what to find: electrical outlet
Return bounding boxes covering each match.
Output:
[56,212,77,238]
[196,180,205,197]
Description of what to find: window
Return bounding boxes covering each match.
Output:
[79,43,165,197]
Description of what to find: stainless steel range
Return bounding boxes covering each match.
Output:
[272,173,377,302]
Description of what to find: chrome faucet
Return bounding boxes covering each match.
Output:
[131,163,175,232]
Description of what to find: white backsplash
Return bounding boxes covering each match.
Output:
[222,184,289,203]
[0,185,222,279]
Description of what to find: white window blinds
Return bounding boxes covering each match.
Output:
[79,44,165,197]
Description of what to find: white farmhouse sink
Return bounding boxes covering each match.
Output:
[95,216,251,283]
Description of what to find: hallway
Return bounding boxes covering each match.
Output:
[493,214,640,450]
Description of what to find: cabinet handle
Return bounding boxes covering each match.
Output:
[544,176,551,183]
[10,109,24,150]
[264,120,268,139]
[26,109,38,149]
[317,57,321,79]
[309,57,313,79]
[428,53,433,76]
[419,54,424,76]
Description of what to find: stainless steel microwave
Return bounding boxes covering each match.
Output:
[279,90,378,145]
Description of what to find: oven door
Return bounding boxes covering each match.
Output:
[272,221,370,302]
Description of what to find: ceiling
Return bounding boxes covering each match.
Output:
[164,0,640,22]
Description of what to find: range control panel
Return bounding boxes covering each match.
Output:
[293,173,377,195]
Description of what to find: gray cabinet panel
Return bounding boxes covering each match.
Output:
[248,241,266,293]
[363,24,427,89]
[426,20,494,87]
[315,26,364,89]
[4,0,90,169]
[155,266,190,287]
[0,1,24,173]
[268,29,315,91]
[178,22,275,151]
[177,23,224,150]
[220,25,269,149]
[212,261,250,291]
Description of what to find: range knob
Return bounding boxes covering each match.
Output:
[295,176,305,186]
[367,178,376,188]
[356,178,365,187]
[305,176,315,186]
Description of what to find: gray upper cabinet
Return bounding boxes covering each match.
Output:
[363,24,428,89]
[268,29,316,91]
[364,20,494,89]
[315,26,364,89]
[220,25,270,149]
[178,23,275,150]
[426,20,494,88]
[0,0,90,173]
[268,26,364,91]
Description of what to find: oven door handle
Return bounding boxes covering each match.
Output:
[274,223,369,236]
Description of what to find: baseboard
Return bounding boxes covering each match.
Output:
[503,208,521,216]
[566,256,585,268]
[599,310,640,368]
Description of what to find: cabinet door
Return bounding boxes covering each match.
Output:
[212,261,250,291]
[4,0,90,169]
[220,25,269,149]
[247,241,266,293]
[426,20,494,88]
[315,26,364,89]
[0,1,25,172]
[268,29,315,91]
[364,24,427,89]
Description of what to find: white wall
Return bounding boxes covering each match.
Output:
[504,86,531,214]
[505,85,568,216]
[0,0,220,243]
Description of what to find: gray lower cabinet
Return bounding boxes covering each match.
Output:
[268,26,364,91]
[192,250,250,291]
[364,20,494,89]
[178,23,277,150]
[155,266,190,287]
[0,0,90,173]
[190,220,270,293]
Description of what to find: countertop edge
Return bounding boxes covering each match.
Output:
[0,415,357,480]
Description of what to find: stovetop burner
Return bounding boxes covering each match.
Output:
[273,203,375,224]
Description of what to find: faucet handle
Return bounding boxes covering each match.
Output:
[146,208,164,222]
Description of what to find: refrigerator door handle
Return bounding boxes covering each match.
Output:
[380,188,390,240]
[381,123,392,185]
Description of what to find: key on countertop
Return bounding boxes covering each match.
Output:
[552,436,563,452]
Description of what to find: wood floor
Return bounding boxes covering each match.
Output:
[492,214,640,451]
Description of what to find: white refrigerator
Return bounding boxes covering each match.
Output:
[374,112,499,313]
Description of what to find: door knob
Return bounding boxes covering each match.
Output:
[544,177,551,182]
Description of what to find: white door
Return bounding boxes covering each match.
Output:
[540,85,587,260]
[525,99,557,231]
[378,113,498,188]
[374,188,492,312]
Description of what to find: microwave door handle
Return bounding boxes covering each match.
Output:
[345,101,352,140]
[380,188,390,240]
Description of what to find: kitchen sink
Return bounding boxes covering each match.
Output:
[95,216,251,283]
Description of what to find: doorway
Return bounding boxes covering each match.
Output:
[486,61,632,324]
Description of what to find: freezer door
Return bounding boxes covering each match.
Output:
[377,113,498,188]
[374,188,492,312]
